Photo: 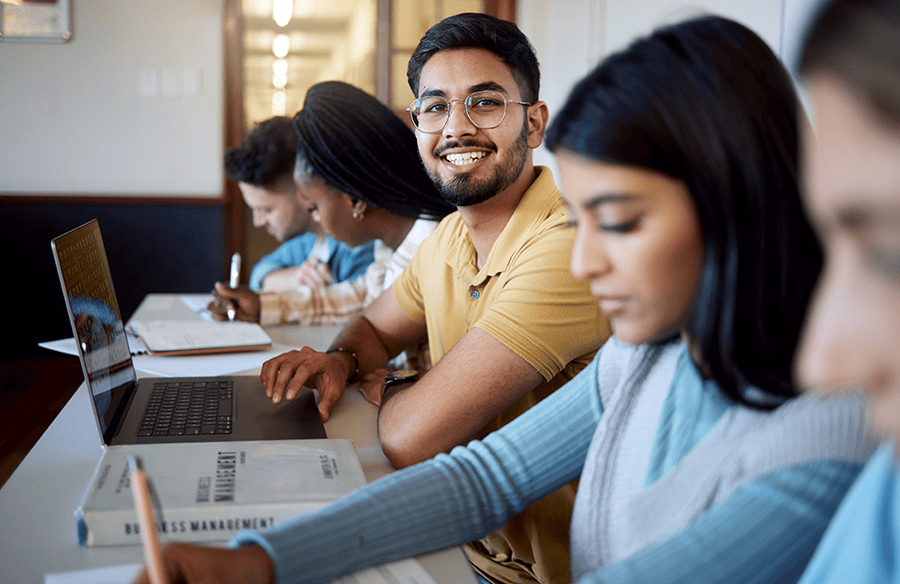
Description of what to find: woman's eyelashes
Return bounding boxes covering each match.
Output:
[598,217,640,233]
[563,214,640,233]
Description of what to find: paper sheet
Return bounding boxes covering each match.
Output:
[45,558,440,584]
[180,294,217,322]
[39,337,294,377]
[45,563,141,584]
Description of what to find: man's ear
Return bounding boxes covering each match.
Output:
[526,101,550,149]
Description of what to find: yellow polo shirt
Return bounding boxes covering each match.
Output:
[393,166,610,584]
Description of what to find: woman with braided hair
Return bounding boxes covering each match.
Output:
[212,81,454,332]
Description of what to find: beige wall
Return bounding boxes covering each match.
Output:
[0,0,224,196]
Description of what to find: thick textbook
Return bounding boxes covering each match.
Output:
[129,320,272,355]
[76,439,367,547]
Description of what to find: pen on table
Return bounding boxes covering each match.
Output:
[227,252,241,321]
[128,455,169,584]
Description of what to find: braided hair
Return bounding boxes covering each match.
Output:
[293,81,455,220]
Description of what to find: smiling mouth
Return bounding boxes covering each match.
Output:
[443,151,488,166]
[597,297,628,316]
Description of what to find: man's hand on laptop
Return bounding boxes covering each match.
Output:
[260,346,352,421]
[208,282,261,323]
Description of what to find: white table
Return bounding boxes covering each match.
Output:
[0,294,476,584]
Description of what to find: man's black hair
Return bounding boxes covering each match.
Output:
[407,12,540,103]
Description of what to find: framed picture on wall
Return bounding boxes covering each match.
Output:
[0,0,71,43]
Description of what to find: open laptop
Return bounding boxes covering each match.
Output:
[51,219,326,446]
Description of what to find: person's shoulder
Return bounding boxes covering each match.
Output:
[736,391,878,468]
[404,218,441,247]
[515,166,572,236]
[279,232,318,249]
[424,211,466,248]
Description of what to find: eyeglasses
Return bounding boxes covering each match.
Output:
[407,90,531,133]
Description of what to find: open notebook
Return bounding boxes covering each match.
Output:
[128,319,272,356]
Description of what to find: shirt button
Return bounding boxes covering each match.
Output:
[471,289,480,300]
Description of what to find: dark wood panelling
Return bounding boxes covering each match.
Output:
[0,356,83,489]
[1,201,226,360]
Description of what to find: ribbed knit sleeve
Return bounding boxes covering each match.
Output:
[230,354,605,584]
[578,459,864,584]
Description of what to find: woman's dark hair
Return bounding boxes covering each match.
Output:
[293,81,454,220]
[546,15,822,408]
[407,12,540,103]
[224,116,296,187]
[799,0,900,128]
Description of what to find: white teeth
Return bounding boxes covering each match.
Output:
[445,151,487,165]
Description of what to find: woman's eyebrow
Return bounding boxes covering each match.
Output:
[582,193,636,211]
[836,203,900,232]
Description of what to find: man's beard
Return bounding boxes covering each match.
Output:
[427,122,529,207]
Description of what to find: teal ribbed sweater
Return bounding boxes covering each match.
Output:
[232,338,875,584]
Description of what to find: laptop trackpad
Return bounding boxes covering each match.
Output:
[235,382,326,440]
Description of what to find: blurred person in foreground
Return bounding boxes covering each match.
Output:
[792,1,900,581]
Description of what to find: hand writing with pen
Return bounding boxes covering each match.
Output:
[208,283,260,323]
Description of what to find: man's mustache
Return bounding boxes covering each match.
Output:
[433,140,498,159]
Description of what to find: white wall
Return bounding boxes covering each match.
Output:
[0,1,824,197]
[518,0,823,172]
[0,0,223,196]
[518,0,606,170]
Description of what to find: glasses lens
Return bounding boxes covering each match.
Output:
[465,91,507,129]
[410,96,449,132]
[409,91,509,132]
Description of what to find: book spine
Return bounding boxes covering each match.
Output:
[78,502,326,547]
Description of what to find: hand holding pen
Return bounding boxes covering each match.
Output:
[208,253,261,322]
[128,457,274,584]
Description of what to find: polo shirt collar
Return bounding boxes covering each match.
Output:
[446,166,561,286]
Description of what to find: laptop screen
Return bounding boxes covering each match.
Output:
[52,220,137,444]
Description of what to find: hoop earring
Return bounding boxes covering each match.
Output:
[352,202,367,222]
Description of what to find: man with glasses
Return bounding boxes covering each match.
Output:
[260,13,607,584]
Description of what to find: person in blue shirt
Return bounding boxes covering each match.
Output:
[790,1,900,582]
[132,15,876,584]
[224,116,375,292]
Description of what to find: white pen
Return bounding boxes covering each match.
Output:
[227,252,241,321]
[128,455,168,584]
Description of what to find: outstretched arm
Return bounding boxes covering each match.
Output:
[130,358,602,584]
[259,286,426,420]
[377,326,544,468]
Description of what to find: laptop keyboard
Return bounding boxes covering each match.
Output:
[138,381,234,437]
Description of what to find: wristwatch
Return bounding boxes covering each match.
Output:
[383,369,419,390]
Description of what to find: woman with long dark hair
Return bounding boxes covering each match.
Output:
[791,1,900,581]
